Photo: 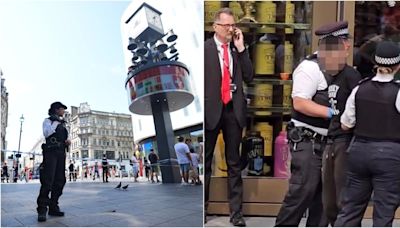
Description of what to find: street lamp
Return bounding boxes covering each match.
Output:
[15,114,24,181]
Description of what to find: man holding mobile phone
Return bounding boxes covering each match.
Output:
[204,7,253,227]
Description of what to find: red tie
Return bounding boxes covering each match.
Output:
[221,44,231,104]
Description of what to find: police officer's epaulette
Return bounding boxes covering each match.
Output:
[357,77,372,85]
[305,53,318,61]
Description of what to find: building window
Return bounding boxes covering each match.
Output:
[82,150,88,159]
[106,151,115,160]
[111,140,114,146]
[94,150,103,159]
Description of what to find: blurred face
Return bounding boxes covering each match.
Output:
[55,107,65,117]
[213,13,236,43]
[318,38,349,75]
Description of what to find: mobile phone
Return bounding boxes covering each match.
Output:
[233,29,239,40]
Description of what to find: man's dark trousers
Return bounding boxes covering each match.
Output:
[37,149,66,213]
[275,138,328,226]
[322,139,349,226]
[205,102,243,216]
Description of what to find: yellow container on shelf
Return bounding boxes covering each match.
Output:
[284,41,293,74]
[229,1,243,22]
[205,1,222,23]
[250,83,273,116]
[285,1,295,34]
[254,122,273,157]
[283,84,292,115]
[256,1,276,34]
[213,132,227,177]
[254,41,275,75]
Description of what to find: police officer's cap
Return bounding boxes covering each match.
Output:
[315,21,349,40]
[374,41,400,67]
[50,102,67,110]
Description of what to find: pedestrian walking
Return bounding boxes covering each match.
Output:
[68,161,74,182]
[144,158,150,181]
[131,154,139,182]
[37,101,70,222]
[174,136,193,185]
[93,162,99,180]
[2,162,9,183]
[335,41,400,227]
[190,151,201,185]
[148,149,160,183]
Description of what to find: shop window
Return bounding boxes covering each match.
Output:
[353,1,400,78]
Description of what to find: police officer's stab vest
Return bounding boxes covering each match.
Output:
[46,118,68,145]
[355,79,400,141]
[102,158,108,167]
[291,54,330,129]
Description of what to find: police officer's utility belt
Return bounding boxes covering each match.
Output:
[288,126,327,144]
[42,137,65,151]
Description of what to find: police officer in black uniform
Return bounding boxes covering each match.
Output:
[275,21,352,227]
[317,22,363,226]
[37,102,70,222]
[336,41,400,227]
[102,154,109,183]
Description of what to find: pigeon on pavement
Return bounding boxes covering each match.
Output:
[122,184,129,190]
[115,182,122,189]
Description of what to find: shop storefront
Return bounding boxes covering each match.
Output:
[205,1,400,218]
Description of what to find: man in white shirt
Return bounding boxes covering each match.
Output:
[174,136,192,185]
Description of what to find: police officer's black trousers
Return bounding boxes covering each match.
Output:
[102,168,108,182]
[205,102,243,217]
[275,139,328,226]
[322,140,350,226]
[37,149,66,213]
[335,140,400,227]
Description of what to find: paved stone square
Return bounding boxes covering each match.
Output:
[1,179,203,227]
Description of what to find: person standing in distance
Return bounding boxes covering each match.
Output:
[102,154,109,183]
[204,7,253,227]
[336,41,400,227]
[37,102,70,222]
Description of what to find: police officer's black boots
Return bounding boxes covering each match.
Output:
[48,206,65,216]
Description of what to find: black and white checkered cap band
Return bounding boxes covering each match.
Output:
[375,55,400,65]
[319,28,349,39]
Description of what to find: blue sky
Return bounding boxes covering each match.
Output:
[0,0,133,153]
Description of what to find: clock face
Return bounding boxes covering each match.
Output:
[146,8,163,31]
